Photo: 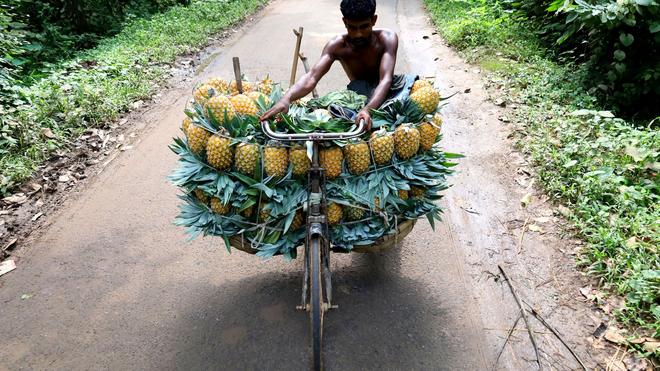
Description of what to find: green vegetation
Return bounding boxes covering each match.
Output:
[424,0,659,347]
[0,0,267,194]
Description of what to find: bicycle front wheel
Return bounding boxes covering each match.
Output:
[308,235,324,370]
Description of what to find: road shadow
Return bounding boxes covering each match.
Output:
[165,246,479,370]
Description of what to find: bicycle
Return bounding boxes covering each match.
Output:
[260,118,366,370]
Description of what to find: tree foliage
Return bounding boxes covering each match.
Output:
[500,0,659,119]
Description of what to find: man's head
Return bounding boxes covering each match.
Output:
[340,0,377,48]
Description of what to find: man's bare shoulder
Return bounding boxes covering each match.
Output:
[324,35,347,53]
[374,28,398,43]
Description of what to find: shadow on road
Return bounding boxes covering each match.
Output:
[165,247,470,370]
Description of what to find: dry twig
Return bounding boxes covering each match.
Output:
[498,264,543,370]
[517,217,530,254]
[492,313,522,371]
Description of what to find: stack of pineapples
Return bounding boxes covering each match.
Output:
[170,76,457,258]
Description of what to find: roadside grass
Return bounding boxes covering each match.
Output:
[424,0,659,351]
[0,0,267,195]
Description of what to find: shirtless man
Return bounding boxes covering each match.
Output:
[260,0,399,131]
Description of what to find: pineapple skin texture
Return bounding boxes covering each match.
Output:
[410,86,440,114]
[206,135,234,171]
[369,132,394,165]
[210,197,231,215]
[205,95,236,124]
[289,147,310,176]
[234,142,259,176]
[320,146,343,179]
[411,79,432,94]
[230,94,259,116]
[186,125,211,155]
[393,125,421,159]
[418,122,440,151]
[344,206,365,221]
[327,203,343,225]
[344,141,371,175]
[193,83,215,104]
[264,146,289,179]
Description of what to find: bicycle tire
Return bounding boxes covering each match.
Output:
[308,235,324,370]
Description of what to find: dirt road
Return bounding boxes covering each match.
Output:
[0,0,608,369]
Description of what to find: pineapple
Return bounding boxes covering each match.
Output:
[411,79,433,94]
[344,206,365,221]
[186,125,211,155]
[241,205,254,219]
[398,189,409,200]
[418,121,441,151]
[327,203,343,225]
[247,91,270,106]
[207,77,229,94]
[369,129,394,165]
[193,188,209,204]
[230,94,260,116]
[343,140,371,175]
[257,76,274,95]
[206,134,233,171]
[193,84,215,104]
[319,146,343,179]
[373,196,382,212]
[234,142,260,176]
[210,197,231,215]
[410,185,426,199]
[257,203,271,223]
[410,86,440,114]
[230,79,253,95]
[432,112,443,129]
[290,210,304,231]
[393,124,421,159]
[289,144,310,176]
[205,95,236,124]
[264,141,289,178]
[182,117,192,136]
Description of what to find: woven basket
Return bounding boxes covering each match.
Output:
[229,219,416,255]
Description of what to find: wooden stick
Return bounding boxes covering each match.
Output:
[290,27,303,87]
[517,217,529,254]
[523,301,588,371]
[232,57,243,94]
[299,52,318,98]
[492,313,522,371]
[498,265,543,370]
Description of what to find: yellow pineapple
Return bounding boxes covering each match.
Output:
[373,196,382,212]
[241,205,254,219]
[210,197,231,215]
[327,203,343,225]
[234,142,260,176]
[193,83,215,104]
[193,188,209,204]
[264,142,289,179]
[393,124,421,159]
[319,146,343,179]
[230,79,253,95]
[186,125,211,155]
[432,112,443,129]
[343,140,371,175]
[182,117,192,136]
[204,95,236,124]
[207,77,229,94]
[369,129,394,165]
[230,94,259,116]
[418,121,441,151]
[410,185,426,199]
[290,210,304,231]
[289,144,310,176]
[398,189,409,200]
[410,86,440,114]
[257,203,271,223]
[257,76,274,95]
[411,79,433,94]
[247,91,270,106]
[206,134,233,171]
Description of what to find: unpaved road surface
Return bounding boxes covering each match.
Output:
[1,0,610,370]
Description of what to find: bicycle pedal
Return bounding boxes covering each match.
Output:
[296,304,309,311]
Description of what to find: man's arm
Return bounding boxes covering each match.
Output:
[356,31,398,130]
[260,41,337,121]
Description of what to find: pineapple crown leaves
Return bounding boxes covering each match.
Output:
[372,99,426,130]
[307,90,367,111]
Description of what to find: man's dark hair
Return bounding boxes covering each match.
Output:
[340,0,376,20]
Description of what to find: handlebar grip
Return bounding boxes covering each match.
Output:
[261,119,366,141]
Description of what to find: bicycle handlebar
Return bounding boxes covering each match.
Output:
[260,119,366,141]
